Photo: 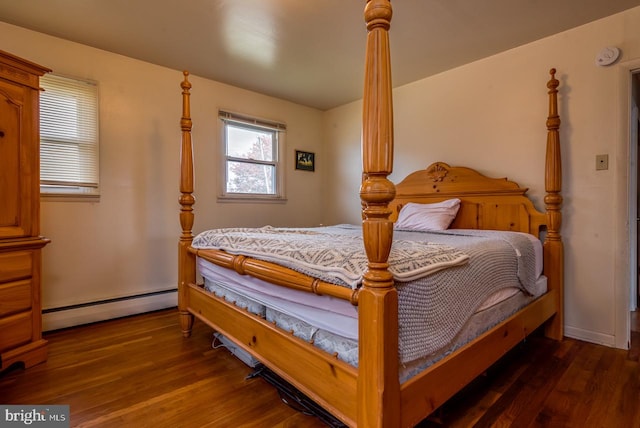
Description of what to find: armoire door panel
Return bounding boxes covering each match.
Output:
[0,82,26,237]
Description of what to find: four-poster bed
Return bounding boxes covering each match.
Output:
[177,1,563,426]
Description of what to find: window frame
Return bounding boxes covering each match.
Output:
[218,110,286,202]
[39,73,100,200]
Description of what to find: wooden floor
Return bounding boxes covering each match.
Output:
[632,310,640,362]
[1,309,639,428]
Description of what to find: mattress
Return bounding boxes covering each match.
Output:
[202,264,546,382]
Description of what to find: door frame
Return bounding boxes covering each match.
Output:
[615,59,640,349]
[632,99,639,312]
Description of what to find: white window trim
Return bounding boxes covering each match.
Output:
[217,110,286,203]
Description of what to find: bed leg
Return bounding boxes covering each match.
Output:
[542,242,563,341]
[180,311,194,338]
[545,314,563,341]
[542,238,563,341]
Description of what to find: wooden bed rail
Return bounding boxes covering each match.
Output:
[358,0,400,426]
[190,247,360,304]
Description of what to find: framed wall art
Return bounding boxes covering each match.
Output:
[295,150,315,172]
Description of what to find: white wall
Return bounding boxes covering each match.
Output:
[324,7,640,348]
[0,22,325,329]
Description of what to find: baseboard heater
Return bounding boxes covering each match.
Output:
[42,289,177,331]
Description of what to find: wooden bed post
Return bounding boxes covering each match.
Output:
[358,1,400,427]
[543,68,564,340]
[179,71,196,337]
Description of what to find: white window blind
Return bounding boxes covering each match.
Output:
[40,74,99,196]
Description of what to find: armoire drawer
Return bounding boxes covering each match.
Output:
[0,251,32,283]
[0,311,32,353]
[0,279,32,317]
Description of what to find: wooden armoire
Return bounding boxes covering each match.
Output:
[0,50,51,371]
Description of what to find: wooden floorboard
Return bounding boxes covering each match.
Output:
[1,308,639,427]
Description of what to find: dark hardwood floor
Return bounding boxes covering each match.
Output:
[0,309,326,428]
[1,309,639,427]
[632,310,640,362]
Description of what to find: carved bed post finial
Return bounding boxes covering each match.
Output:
[358,1,400,427]
[179,71,196,337]
[543,68,564,340]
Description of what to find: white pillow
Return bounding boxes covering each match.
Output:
[394,199,461,231]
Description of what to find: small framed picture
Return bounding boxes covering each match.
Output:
[295,150,315,172]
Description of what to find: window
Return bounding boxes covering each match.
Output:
[40,74,99,197]
[219,110,285,200]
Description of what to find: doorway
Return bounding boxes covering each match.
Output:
[631,71,639,356]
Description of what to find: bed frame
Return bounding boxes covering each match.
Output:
[177,1,563,426]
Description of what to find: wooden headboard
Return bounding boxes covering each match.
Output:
[389,162,547,238]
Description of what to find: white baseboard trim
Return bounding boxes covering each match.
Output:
[564,325,616,348]
[42,290,177,332]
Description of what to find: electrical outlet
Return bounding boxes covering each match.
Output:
[596,154,609,171]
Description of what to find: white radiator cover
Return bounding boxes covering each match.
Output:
[42,290,177,331]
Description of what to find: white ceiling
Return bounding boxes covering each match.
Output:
[1,0,639,110]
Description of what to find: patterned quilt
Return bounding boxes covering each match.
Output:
[192,225,469,288]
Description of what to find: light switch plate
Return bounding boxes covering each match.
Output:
[596,154,609,170]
